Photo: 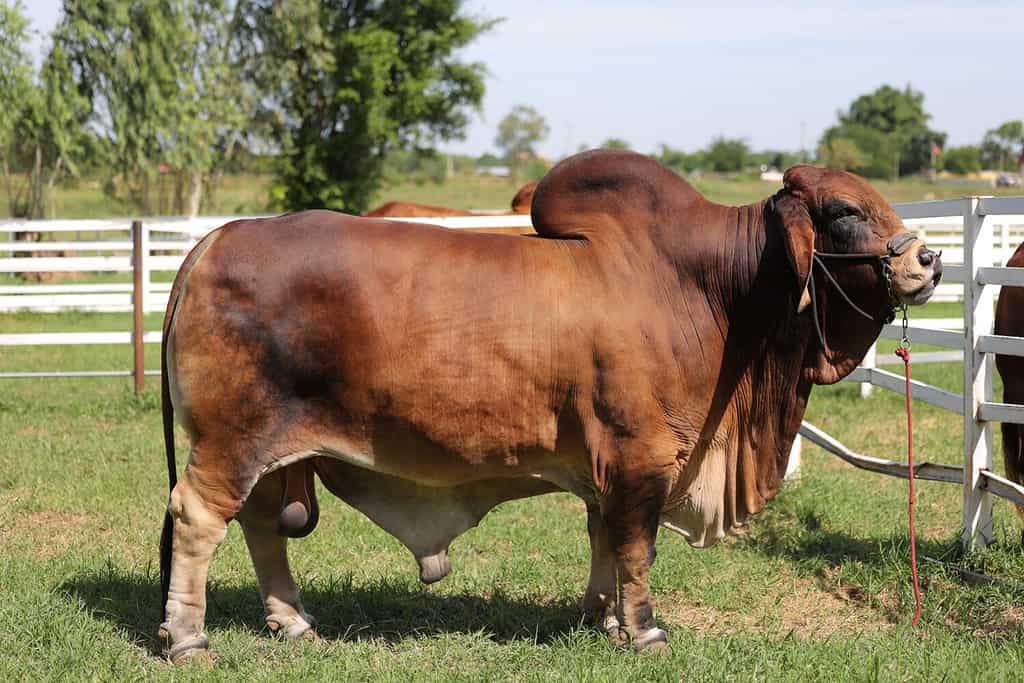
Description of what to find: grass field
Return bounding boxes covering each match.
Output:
[3,299,1024,681]
[4,170,1021,220]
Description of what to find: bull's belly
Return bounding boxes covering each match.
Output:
[301,445,581,585]
[307,423,597,501]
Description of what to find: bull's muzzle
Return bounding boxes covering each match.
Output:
[891,237,943,306]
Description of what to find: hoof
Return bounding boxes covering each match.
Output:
[266,613,317,640]
[159,623,211,665]
[633,627,669,653]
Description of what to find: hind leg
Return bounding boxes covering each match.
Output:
[582,503,619,637]
[160,466,232,663]
[237,469,316,639]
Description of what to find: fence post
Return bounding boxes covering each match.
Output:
[141,222,152,313]
[132,220,145,394]
[785,434,802,481]
[962,197,994,550]
[860,343,876,398]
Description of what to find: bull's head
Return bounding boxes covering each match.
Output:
[660,166,944,546]
[775,165,942,309]
[772,165,943,383]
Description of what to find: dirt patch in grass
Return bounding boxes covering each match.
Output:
[17,511,95,559]
[969,606,1024,638]
[659,571,893,640]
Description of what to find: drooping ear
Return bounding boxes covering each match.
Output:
[772,189,816,311]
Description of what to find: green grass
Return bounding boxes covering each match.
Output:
[3,301,1024,681]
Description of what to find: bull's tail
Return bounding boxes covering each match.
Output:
[1002,421,1024,517]
[159,318,178,607]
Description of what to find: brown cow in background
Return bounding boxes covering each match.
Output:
[363,201,475,218]
[995,244,1024,512]
[509,180,537,214]
[364,181,538,218]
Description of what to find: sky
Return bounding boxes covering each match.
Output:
[25,1,1024,160]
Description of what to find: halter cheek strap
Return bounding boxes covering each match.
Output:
[807,233,917,351]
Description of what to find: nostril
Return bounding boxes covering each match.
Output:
[918,249,934,267]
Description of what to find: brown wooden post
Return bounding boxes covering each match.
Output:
[132,220,145,393]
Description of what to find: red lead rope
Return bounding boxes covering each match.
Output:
[895,341,923,626]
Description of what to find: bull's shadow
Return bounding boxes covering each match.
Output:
[738,502,964,571]
[62,565,583,656]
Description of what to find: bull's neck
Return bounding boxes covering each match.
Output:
[698,199,775,321]
[664,198,812,526]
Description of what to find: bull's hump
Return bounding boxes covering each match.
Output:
[531,149,704,241]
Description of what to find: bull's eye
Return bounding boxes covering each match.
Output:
[824,201,864,250]
[824,200,863,220]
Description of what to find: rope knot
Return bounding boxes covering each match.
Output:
[895,346,910,362]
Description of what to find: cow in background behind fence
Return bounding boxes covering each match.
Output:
[995,243,1024,514]
[364,181,538,218]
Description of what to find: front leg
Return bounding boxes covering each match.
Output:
[582,503,619,637]
[602,469,671,652]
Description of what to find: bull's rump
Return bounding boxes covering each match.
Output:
[169,211,589,484]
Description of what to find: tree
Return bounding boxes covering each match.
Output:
[495,105,548,181]
[18,41,89,219]
[0,0,36,216]
[168,0,251,217]
[941,146,982,175]
[476,152,503,167]
[817,137,866,172]
[241,0,492,214]
[56,0,247,216]
[980,120,1023,171]
[704,137,749,173]
[0,1,88,219]
[819,123,898,179]
[821,85,945,178]
[600,138,630,150]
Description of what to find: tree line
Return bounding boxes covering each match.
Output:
[493,88,1022,182]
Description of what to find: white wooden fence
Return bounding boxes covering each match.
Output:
[4,201,1024,552]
